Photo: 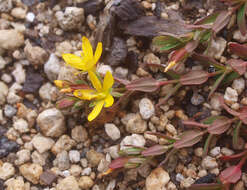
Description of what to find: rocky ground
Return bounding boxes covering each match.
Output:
[0,0,247,190]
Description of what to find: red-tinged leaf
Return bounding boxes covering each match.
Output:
[145,131,178,142]
[142,145,169,156]
[183,120,209,128]
[109,157,129,169]
[174,130,205,149]
[207,117,233,135]
[70,84,91,90]
[185,40,199,53]
[239,107,247,124]
[212,11,231,34]
[233,121,242,148]
[228,42,247,59]
[126,77,160,92]
[220,150,247,161]
[190,183,223,190]
[203,134,214,157]
[192,53,225,70]
[169,47,188,63]
[195,12,220,25]
[180,70,209,85]
[227,59,247,75]
[219,165,242,184]
[119,147,144,156]
[56,98,75,109]
[219,95,240,116]
[237,2,247,35]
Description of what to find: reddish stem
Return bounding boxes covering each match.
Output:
[158,79,179,86]
[237,154,247,169]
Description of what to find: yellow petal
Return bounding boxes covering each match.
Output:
[88,71,102,92]
[164,61,177,72]
[73,89,98,100]
[104,94,114,108]
[94,42,102,63]
[88,100,104,121]
[62,54,86,70]
[103,71,114,91]
[54,80,63,88]
[82,36,93,59]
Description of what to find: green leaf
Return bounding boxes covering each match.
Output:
[202,116,224,124]
[237,2,247,35]
[75,79,88,85]
[203,134,214,157]
[111,91,124,98]
[233,121,242,149]
[153,36,185,51]
[200,30,212,43]
[196,12,220,25]
[221,71,240,86]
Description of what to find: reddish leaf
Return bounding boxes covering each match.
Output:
[180,70,209,85]
[220,150,247,161]
[239,107,247,124]
[169,47,188,63]
[207,117,233,135]
[190,183,223,190]
[182,120,208,128]
[109,157,129,169]
[142,145,168,156]
[228,42,247,59]
[219,165,242,184]
[212,11,231,34]
[174,130,205,149]
[126,77,160,92]
[56,98,75,109]
[227,59,247,75]
[219,96,240,116]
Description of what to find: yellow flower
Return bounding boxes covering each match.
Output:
[62,36,102,73]
[74,71,114,121]
[164,61,177,72]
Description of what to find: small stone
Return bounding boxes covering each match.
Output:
[207,37,227,59]
[56,176,80,190]
[166,124,177,135]
[0,162,15,180]
[120,134,146,150]
[12,63,25,84]
[104,123,120,141]
[0,56,7,70]
[180,177,195,188]
[1,73,12,83]
[55,7,85,31]
[106,180,116,190]
[176,173,185,182]
[86,149,104,167]
[146,167,170,190]
[11,7,27,19]
[232,78,245,94]
[233,30,247,43]
[22,69,44,93]
[78,176,94,189]
[233,181,245,190]
[210,93,222,111]
[191,92,205,105]
[143,53,161,73]
[139,98,155,120]
[39,83,58,101]
[37,108,66,137]
[115,67,128,78]
[81,167,91,175]
[97,65,113,75]
[69,165,82,177]
[31,151,46,166]
[57,65,78,83]
[55,41,73,57]
[0,30,24,50]
[71,125,88,142]
[44,54,62,81]
[52,135,76,154]
[107,145,119,159]
[15,149,31,165]
[224,87,238,103]
[0,136,19,158]
[107,37,127,66]
[137,164,151,178]
[4,105,16,117]
[97,158,109,172]
[194,147,203,157]
[7,84,22,104]
[210,147,221,157]
[69,150,80,163]
[13,118,29,133]
[198,170,207,177]
[55,151,70,170]
[125,113,147,133]
[32,135,55,154]
[26,12,35,22]
[221,147,234,156]
[19,163,43,184]
[24,42,48,66]
[40,170,57,185]
[0,82,8,105]
[202,156,218,169]
[6,178,25,190]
